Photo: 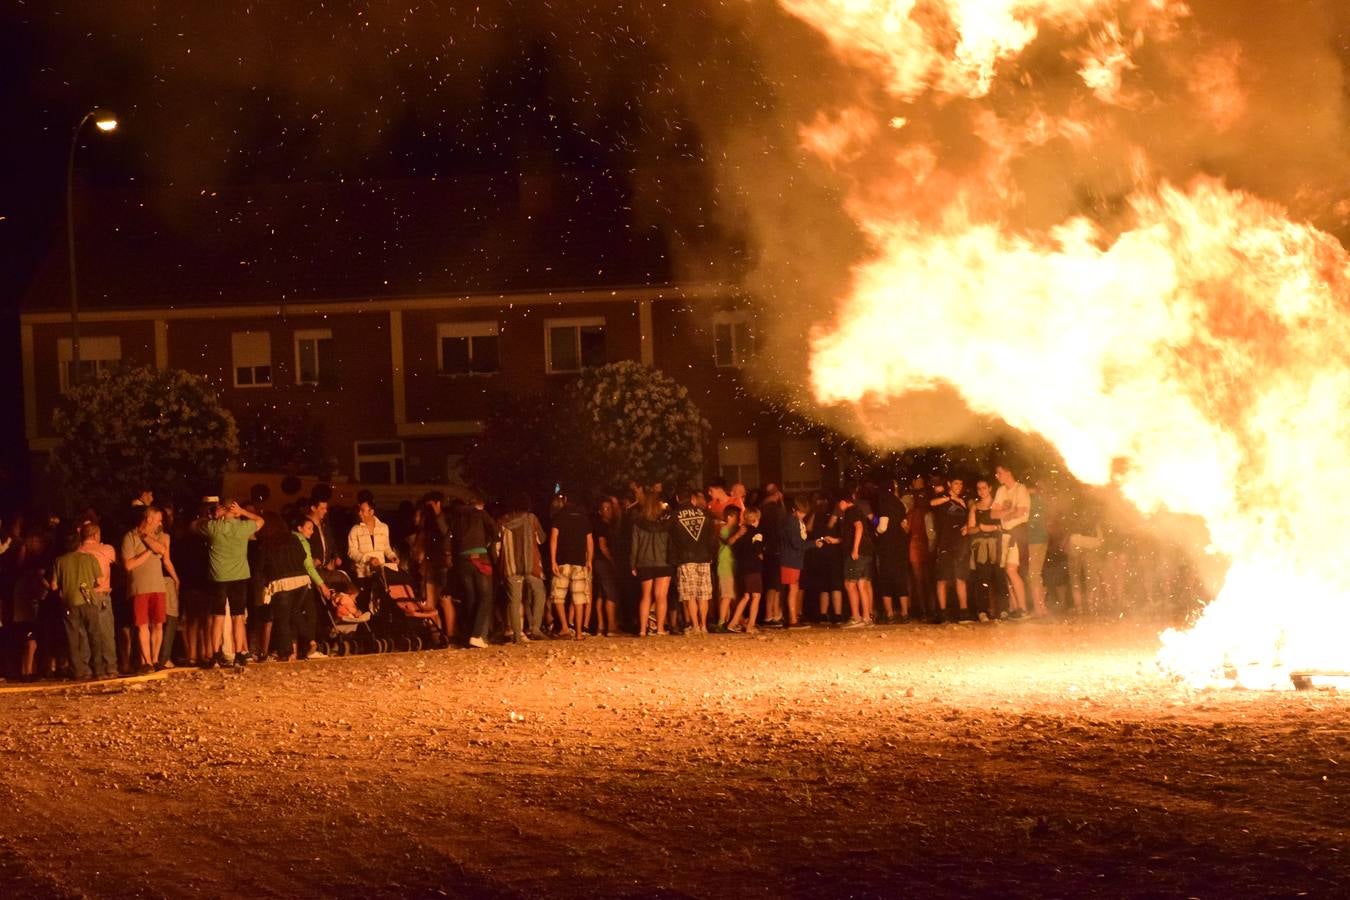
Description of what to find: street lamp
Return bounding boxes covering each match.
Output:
[66,107,118,387]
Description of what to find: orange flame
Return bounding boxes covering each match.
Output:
[782,0,1350,686]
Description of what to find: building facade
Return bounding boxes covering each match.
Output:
[19,287,828,497]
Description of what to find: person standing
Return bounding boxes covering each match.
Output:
[991,464,1032,619]
[261,517,332,662]
[592,498,623,637]
[548,489,593,641]
[779,497,810,629]
[670,489,718,634]
[758,482,786,625]
[839,492,875,627]
[930,477,970,622]
[630,492,673,636]
[968,478,1004,620]
[499,493,547,642]
[51,523,116,679]
[1025,478,1050,617]
[712,506,744,632]
[874,478,911,622]
[195,500,263,667]
[411,493,453,645]
[120,506,178,673]
[726,506,765,633]
[453,492,499,648]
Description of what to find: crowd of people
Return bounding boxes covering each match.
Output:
[0,463,1190,682]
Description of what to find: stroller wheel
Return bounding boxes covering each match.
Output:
[410,636,423,652]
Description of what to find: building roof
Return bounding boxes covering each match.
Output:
[23,171,728,311]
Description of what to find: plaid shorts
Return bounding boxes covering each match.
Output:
[677,562,713,605]
[550,563,592,606]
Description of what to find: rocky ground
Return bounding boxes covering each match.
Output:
[0,620,1345,898]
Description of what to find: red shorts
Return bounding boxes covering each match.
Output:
[779,566,802,586]
[132,592,167,627]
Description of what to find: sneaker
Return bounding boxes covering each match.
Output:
[212,651,230,669]
[842,618,864,629]
[233,652,249,667]
[978,612,990,623]
[513,633,530,644]
[789,621,810,629]
[467,636,488,649]
[306,650,328,660]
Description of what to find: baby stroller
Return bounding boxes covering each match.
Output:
[370,563,444,651]
[314,569,378,657]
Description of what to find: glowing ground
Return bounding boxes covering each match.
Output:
[0,621,1344,898]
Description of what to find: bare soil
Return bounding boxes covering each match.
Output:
[0,620,1345,898]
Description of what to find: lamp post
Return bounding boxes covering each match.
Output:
[66,108,118,387]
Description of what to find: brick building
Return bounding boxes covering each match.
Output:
[19,175,828,500]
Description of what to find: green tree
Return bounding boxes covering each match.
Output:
[564,361,710,496]
[50,366,239,513]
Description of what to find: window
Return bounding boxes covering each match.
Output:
[294,329,336,388]
[57,336,121,391]
[354,440,405,485]
[545,317,606,374]
[718,438,760,490]
[781,438,823,492]
[713,312,756,368]
[231,332,272,388]
[437,322,500,375]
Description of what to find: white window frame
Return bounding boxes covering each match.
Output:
[293,328,333,387]
[781,438,824,492]
[354,440,406,485]
[718,438,760,489]
[231,331,273,389]
[713,311,756,368]
[57,336,121,392]
[436,321,500,375]
[544,316,606,374]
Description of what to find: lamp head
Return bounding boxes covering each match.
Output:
[91,109,118,132]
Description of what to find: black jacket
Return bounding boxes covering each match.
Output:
[669,504,718,565]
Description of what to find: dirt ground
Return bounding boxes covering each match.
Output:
[0,620,1345,899]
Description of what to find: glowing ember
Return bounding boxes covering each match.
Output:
[780,0,1350,686]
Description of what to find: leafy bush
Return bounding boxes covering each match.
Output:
[50,366,238,513]
[565,361,709,495]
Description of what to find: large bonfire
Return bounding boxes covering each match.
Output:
[779,0,1350,687]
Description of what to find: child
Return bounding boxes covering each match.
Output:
[780,497,810,629]
[713,507,742,632]
[728,507,764,633]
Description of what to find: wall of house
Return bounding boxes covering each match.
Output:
[22,292,825,500]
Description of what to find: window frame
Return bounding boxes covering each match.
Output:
[780,438,824,492]
[436,321,501,376]
[57,335,122,392]
[717,437,760,490]
[544,316,606,374]
[353,439,406,485]
[713,311,756,369]
[293,328,334,388]
[231,331,273,389]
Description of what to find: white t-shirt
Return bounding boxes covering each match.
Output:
[993,482,1031,531]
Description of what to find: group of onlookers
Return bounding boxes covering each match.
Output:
[0,464,1192,682]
